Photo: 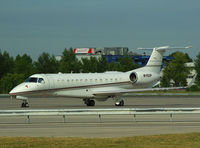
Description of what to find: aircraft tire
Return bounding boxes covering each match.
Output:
[21,102,29,108]
[115,100,124,106]
[120,100,124,106]
[21,103,26,108]
[87,100,95,106]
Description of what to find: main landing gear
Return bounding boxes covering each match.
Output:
[21,100,29,108]
[114,96,124,106]
[83,97,124,107]
[115,100,124,106]
[83,99,95,106]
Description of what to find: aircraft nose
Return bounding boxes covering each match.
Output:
[9,87,17,96]
[9,83,26,96]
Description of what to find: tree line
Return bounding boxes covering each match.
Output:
[0,48,138,93]
[0,48,200,94]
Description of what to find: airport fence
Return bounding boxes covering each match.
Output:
[1,93,200,98]
[1,108,200,123]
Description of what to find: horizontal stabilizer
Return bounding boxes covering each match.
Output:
[137,46,191,51]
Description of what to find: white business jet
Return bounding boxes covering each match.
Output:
[9,46,190,107]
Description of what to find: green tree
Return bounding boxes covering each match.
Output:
[97,56,108,72]
[170,52,192,62]
[13,54,36,79]
[194,53,200,87]
[59,48,81,73]
[107,61,122,71]
[160,62,172,87]
[107,56,138,72]
[81,56,108,73]
[161,52,190,87]
[34,52,59,73]
[118,55,138,72]
[0,50,14,79]
[81,57,98,73]
[0,73,24,93]
[185,53,193,62]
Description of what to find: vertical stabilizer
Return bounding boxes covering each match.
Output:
[145,47,166,73]
[138,46,191,73]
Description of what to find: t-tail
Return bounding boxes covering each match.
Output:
[137,46,191,73]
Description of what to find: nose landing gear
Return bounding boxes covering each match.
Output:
[15,96,29,108]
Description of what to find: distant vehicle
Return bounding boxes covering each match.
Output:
[9,46,191,107]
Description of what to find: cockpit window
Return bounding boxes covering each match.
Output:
[25,77,38,83]
[25,77,45,83]
[38,78,45,83]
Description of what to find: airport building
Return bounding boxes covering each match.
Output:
[185,62,196,85]
[74,47,129,55]
[73,47,172,67]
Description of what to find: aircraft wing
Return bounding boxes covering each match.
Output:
[93,87,185,96]
[93,74,195,96]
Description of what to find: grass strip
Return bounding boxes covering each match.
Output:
[1,133,200,148]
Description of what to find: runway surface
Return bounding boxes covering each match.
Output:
[1,95,200,137]
[1,95,200,109]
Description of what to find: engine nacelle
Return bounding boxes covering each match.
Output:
[129,72,138,83]
[129,71,160,85]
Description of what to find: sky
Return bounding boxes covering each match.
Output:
[0,0,200,61]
